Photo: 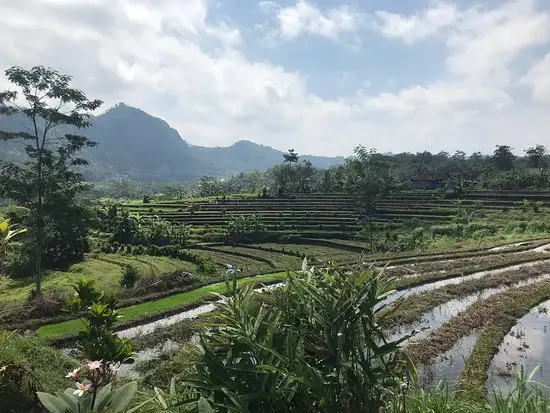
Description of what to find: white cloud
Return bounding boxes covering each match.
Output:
[521,53,550,102]
[268,0,361,41]
[374,2,458,44]
[0,0,548,158]
[446,0,550,85]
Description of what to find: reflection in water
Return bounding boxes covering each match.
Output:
[488,298,550,395]
[418,332,479,390]
[386,275,550,344]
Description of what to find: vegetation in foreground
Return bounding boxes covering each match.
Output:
[2,264,550,412]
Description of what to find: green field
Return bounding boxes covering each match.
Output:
[0,254,195,303]
[35,271,286,338]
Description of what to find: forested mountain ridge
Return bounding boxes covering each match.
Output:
[0,103,344,181]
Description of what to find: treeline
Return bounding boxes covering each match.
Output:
[96,144,549,201]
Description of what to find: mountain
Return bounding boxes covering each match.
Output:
[0,103,344,181]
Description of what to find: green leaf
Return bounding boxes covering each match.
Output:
[58,390,79,412]
[37,392,71,413]
[198,397,215,413]
[95,383,113,410]
[110,381,138,412]
[154,387,168,409]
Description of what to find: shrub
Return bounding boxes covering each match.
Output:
[412,227,425,239]
[533,201,544,213]
[196,259,217,276]
[120,264,140,288]
[147,244,160,256]
[4,243,33,279]
[131,245,141,256]
[183,264,413,412]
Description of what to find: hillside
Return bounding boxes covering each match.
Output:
[0,104,344,181]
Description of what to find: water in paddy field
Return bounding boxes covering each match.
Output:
[487,298,550,395]
[381,261,550,309]
[117,282,285,339]
[385,275,550,343]
[417,331,480,390]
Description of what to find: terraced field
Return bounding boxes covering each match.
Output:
[123,190,550,235]
[33,236,550,400]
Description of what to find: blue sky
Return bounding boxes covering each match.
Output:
[0,0,549,156]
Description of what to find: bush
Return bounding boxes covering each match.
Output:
[147,244,160,256]
[4,243,34,279]
[183,264,413,412]
[412,227,425,239]
[120,264,140,288]
[533,201,544,213]
[196,259,217,276]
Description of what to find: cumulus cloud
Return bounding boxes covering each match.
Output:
[0,0,548,157]
[374,2,459,44]
[261,0,361,41]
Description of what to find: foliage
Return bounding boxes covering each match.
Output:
[493,145,516,172]
[181,262,414,412]
[226,214,266,244]
[344,146,394,207]
[37,380,138,413]
[0,330,78,413]
[120,264,140,288]
[0,65,102,294]
[0,218,27,272]
[195,259,217,276]
[0,331,43,412]
[66,277,134,365]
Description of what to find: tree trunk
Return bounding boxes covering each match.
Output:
[35,241,42,295]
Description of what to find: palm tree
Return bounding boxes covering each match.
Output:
[0,218,27,273]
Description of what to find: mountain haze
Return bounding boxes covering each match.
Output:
[0,103,344,181]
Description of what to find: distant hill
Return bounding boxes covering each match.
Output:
[0,103,344,181]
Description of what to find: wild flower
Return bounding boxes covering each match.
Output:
[86,360,102,371]
[73,382,90,397]
[65,368,80,381]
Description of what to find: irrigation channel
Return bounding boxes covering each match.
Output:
[63,242,550,385]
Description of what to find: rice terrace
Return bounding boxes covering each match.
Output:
[2,23,550,413]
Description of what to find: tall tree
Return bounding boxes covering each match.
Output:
[0,66,101,294]
[492,145,516,171]
[283,149,299,164]
[525,145,547,169]
[344,146,394,208]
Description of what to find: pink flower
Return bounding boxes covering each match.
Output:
[86,360,103,371]
[65,368,80,381]
[73,382,90,397]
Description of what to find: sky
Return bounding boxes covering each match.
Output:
[0,0,549,157]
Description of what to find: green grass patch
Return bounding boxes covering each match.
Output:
[0,254,195,303]
[35,272,286,339]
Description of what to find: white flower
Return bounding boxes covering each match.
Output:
[65,368,80,380]
[73,382,90,397]
[86,360,103,371]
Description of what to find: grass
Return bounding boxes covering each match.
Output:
[0,331,78,393]
[0,253,195,303]
[393,253,550,291]
[35,271,286,339]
